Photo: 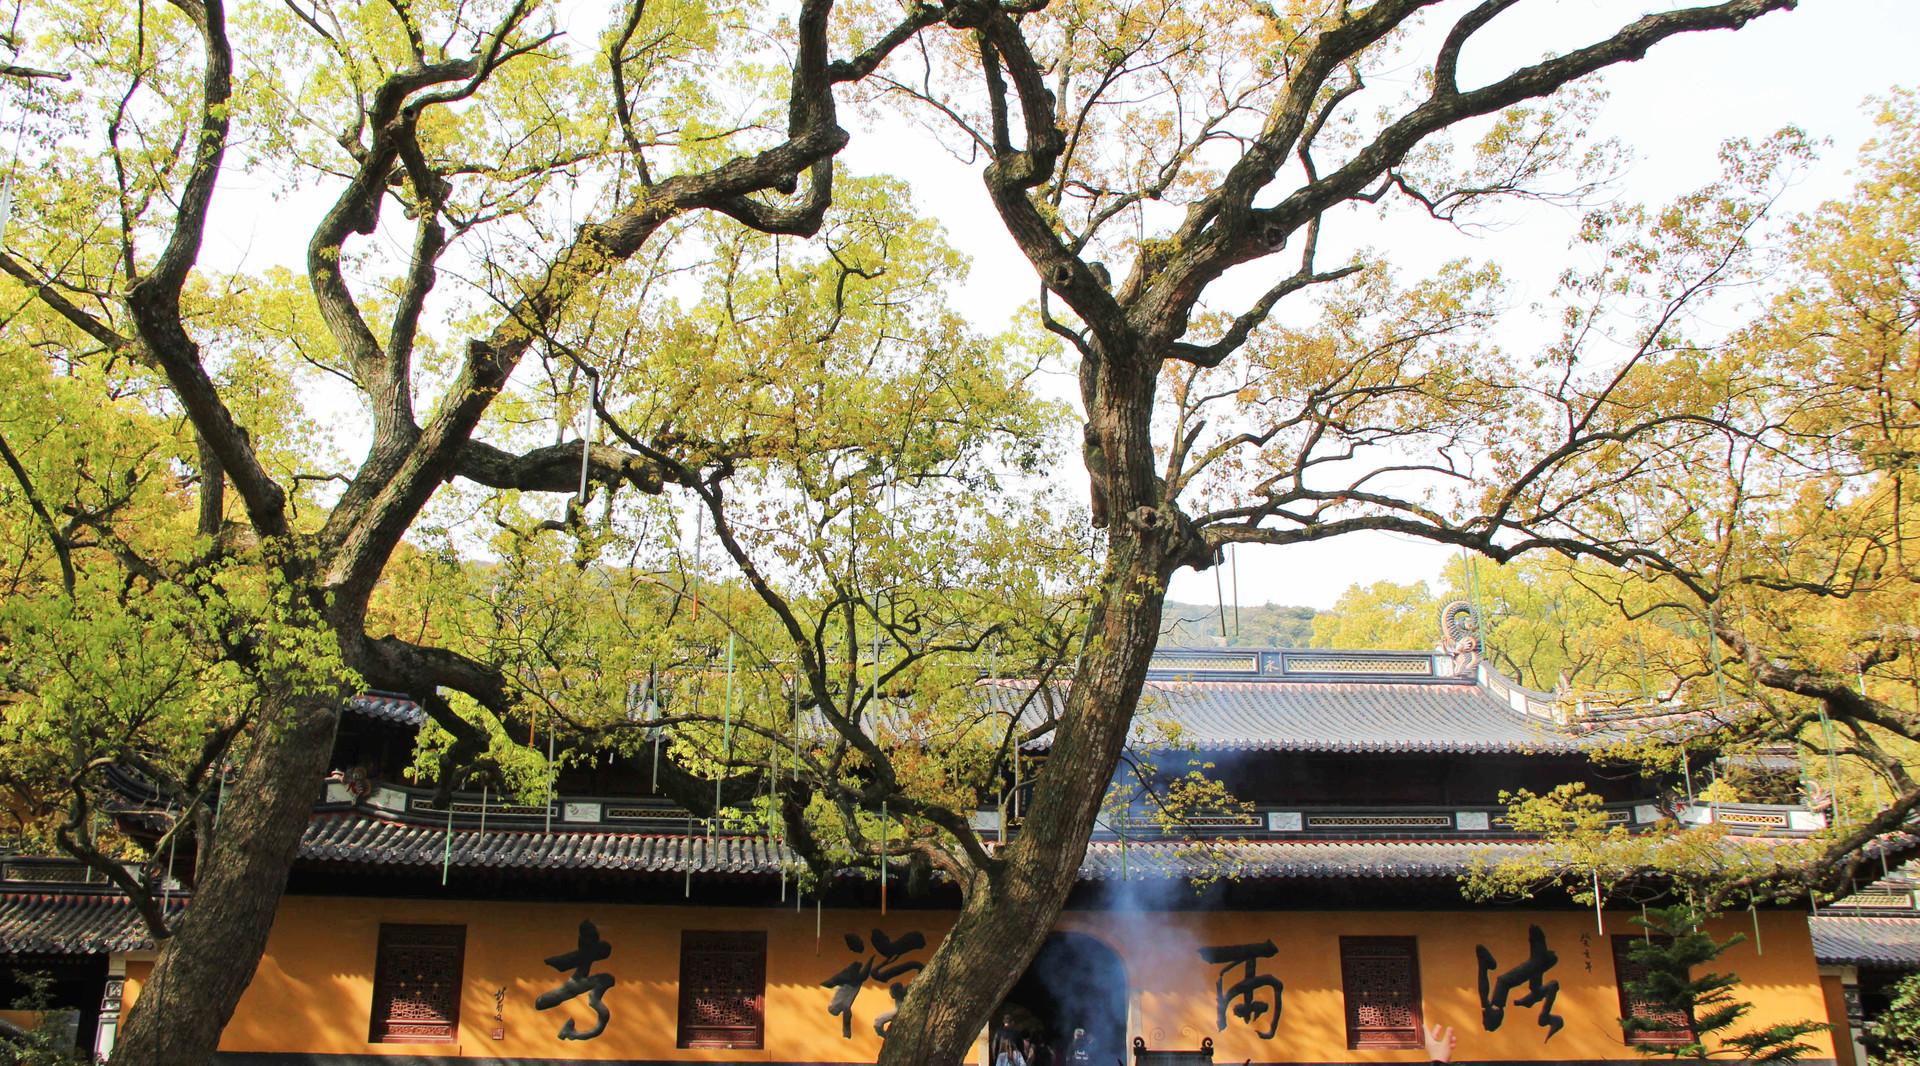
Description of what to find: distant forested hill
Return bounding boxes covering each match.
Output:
[1157,601,1319,647]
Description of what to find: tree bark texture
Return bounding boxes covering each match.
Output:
[879,514,1172,1065]
[107,691,342,1066]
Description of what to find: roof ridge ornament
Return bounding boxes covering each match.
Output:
[1436,600,1481,678]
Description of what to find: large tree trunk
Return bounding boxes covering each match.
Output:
[879,336,1183,1065]
[879,519,1171,1065]
[109,690,343,1066]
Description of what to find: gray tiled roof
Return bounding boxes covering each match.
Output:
[344,669,1674,755]
[1812,915,1920,969]
[0,836,1526,958]
[1078,838,1526,879]
[301,814,789,875]
[296,812,1523,881]
[0,888,184,953]
[999,679,1585,754]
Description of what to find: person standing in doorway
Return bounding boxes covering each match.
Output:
[992,1028,1028,1066]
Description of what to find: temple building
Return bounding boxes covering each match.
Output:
[0,613,1867,1064]
[1810,862,1920,1066]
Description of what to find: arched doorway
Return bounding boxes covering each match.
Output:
[995,932,1128,1066]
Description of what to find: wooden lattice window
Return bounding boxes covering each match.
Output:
[1613,936,1695,1046]
[369,924,466,1043]
[678,930,767,1049]
[1340,937,1423,1049]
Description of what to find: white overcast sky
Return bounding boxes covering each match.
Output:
[194,0,1920,610]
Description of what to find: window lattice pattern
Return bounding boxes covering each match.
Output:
[1840,891,1914,909]
[444,800,553,816]
[689,955,761,1027]
[1715,809,1788,828]
[1307,814,1452,829]
[2,862,90,882]
[678,930,766,1049]
[370,925,465,1043]
[1119,812,1261,832]
[607,806,694,821]
[1149,654,1259,674]
[1340,937,1422,1049]
[1612,937,1695,1046]
[1284,656,1432,675]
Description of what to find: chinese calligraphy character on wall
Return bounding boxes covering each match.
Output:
[1198,941,1284,1040]
[535,919,616,1040]
[1475,925,1562,1042]
[822,929,927,1038]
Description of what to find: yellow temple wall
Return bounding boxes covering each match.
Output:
[0,1008,48,1031]
[1054,908,1830,1065]
[117,896,1836,1063]
[1821,974,1857,1066]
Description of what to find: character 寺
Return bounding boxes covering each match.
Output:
[536,919,617,1040]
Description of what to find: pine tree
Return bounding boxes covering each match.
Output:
[1622,904,1828,1062]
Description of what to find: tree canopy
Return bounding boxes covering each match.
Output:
[1432,95,1920,915]
[0,0,1832,1062]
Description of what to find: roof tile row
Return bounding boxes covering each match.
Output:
[1076,838,1526,880]
[994,679,1593,755]
[0,890,184,954]
[303,814,789,875]
[298,813,1518,880]
[352,675,1690,755]
[1811,915,1920,969]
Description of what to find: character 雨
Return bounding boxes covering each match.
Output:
[1198,940,1284,1040]
[536,919,616,1040]
[1476,924,1563,1042]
